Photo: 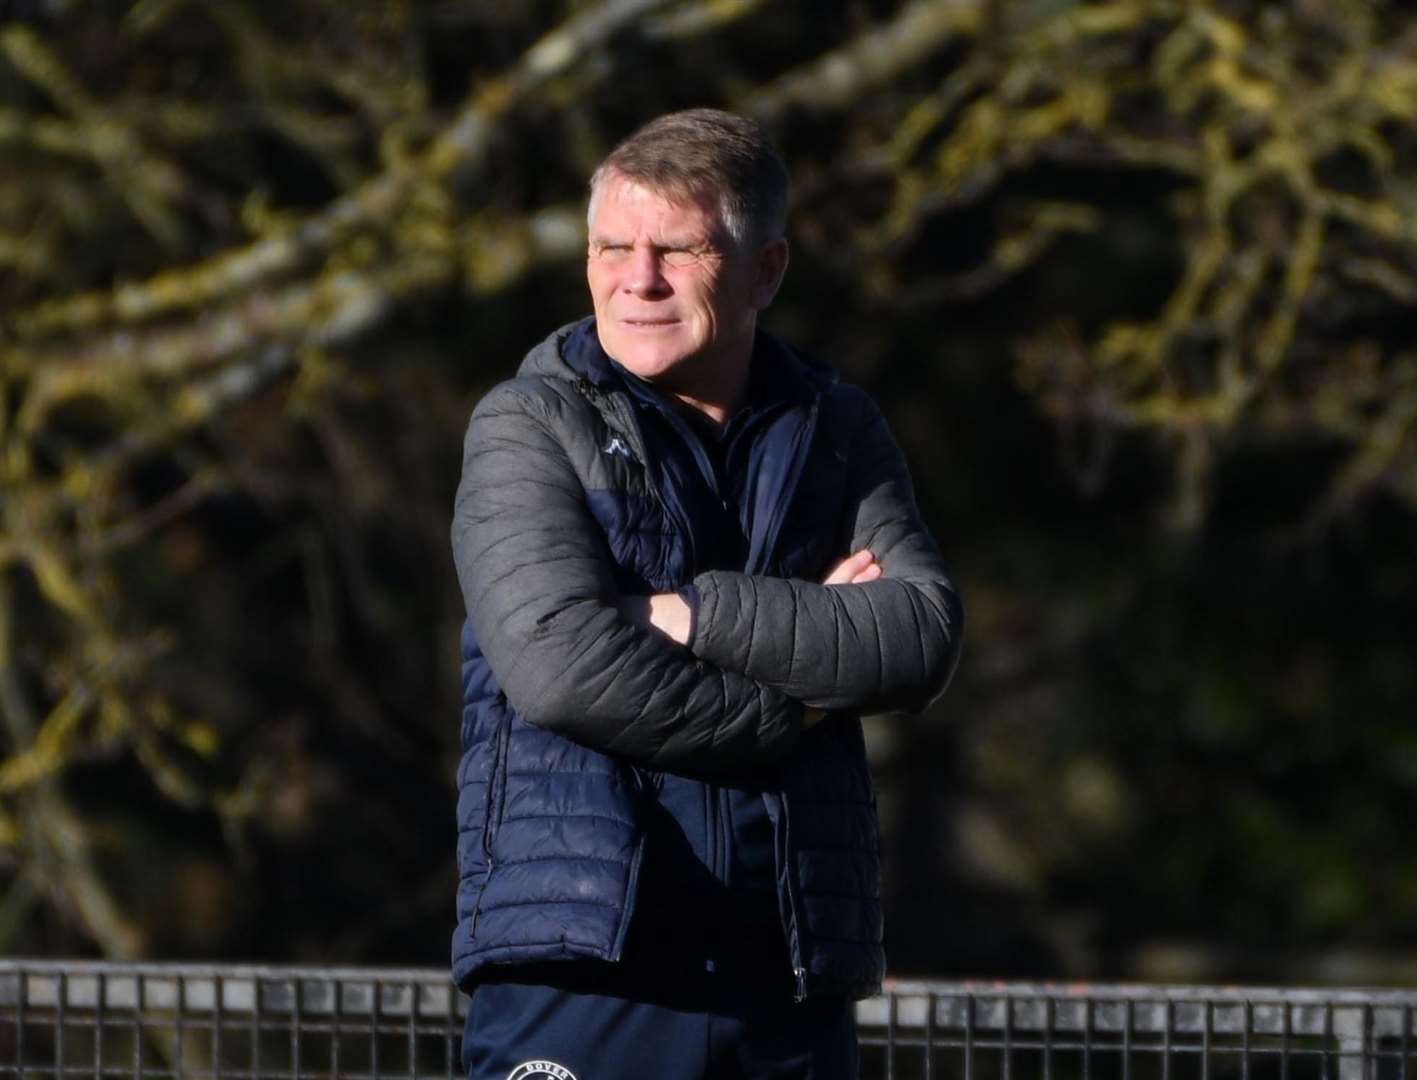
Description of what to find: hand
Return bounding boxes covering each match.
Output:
[823,549,881,586]
[617,592,692,646]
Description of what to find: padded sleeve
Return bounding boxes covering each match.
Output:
[687,389,963,714]
[451,382,804,771]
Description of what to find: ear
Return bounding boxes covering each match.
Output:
[749,238,789,310]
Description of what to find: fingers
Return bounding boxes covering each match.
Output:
[822,549,878,585]
[822,550,872,585]
[852,561,882,584]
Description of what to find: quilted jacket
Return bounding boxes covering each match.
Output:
[450,319,963,1001]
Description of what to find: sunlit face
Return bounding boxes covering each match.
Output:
[586,171,785,395]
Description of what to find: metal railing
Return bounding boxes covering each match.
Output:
[3,961,1415,1079]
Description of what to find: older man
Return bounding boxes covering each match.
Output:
[451,109,963,1080]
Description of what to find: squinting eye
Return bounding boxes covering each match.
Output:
[593,245,631,262]
[660,249,699,269]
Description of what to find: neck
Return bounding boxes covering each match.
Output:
[668,363,750,428]
[667,324,756,426]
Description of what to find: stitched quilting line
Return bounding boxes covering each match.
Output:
[478,897,621,913]
[497,812,636,827]
[489,854,629,867]
[502,768,626,779]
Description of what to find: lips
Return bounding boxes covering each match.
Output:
[622,318,680,328]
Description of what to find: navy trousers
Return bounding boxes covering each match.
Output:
[462,968,858,1080]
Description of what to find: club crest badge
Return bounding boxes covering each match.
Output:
[507,1061,577,1080]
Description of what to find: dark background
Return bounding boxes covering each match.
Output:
[2,0,1416,985]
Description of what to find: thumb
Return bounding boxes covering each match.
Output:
[823,550,875,585]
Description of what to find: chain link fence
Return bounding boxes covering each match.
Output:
[3,961,1415,1079]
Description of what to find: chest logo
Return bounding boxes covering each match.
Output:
[508,1062,577,1080]
[602,435,634,460]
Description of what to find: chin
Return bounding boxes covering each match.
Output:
[602,331,694,380]
[619,351,692,382]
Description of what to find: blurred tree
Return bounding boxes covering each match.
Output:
[1,0,1415,980]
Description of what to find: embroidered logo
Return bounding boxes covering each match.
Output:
[508,1062,577,1080]
[603,435,633,460]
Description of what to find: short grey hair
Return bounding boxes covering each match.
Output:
[587,108,789,250]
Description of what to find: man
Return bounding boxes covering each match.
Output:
[451,109,963,1080]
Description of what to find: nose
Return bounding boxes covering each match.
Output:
[624,244,671,298]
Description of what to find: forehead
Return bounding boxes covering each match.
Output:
[589,174,726,241]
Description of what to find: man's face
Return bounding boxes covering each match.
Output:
[586,172,784,389]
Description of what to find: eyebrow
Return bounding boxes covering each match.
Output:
[588,231,715,247]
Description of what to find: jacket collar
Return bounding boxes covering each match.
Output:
[525,317,836,407]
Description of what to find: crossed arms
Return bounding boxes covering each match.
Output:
[617,550,882,729]
[450,381,963,774]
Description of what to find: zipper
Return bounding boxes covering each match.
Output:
[718,787,731,886]
[718,785,735,975]
[779,791,809,1003]
[610,766,651,961]
[467,713,511,941]
[705,781,719,972]
[749,400,820,575]
[610,830,648,962]
[705,783,718,880]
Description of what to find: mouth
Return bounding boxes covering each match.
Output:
[621,318,680,329]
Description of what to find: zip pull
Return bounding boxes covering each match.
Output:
[793,966,808,1003]
[467,854,494,941]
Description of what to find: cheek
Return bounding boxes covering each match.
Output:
[702,278,747,326]
[688,275,725,315]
